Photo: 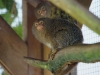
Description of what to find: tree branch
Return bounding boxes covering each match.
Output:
[49,0,100,35]
[54,43,100,62]
[24,57,49,70]
[24,43,100,75]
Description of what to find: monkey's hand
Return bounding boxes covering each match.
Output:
[48,50,58,60]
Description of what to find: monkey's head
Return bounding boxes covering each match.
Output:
[32,18,54,37]
[32,18,53,31]
[34,1,52,18]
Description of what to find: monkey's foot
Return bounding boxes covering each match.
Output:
[48,50,57,60]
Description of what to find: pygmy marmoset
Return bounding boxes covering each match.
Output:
[32,18,83,51]
[34,1,77,25]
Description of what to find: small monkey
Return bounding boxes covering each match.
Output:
[34,1,77,25]
[32,18,83,51]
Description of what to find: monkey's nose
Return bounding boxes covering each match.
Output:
[41,10,46,16]
[37,24,43,31]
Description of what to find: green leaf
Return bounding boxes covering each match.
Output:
[2,0,16,12]
[0,0,5,9]
[1,11,14,25]
[1,0,18,20]
[12,23,22,38]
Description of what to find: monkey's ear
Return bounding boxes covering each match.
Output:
[39,21,43,25]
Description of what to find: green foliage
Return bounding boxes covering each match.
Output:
[1,0,16,12]
[12,23,22,38]
[1,11,14,25]
[0,0,18,25]
[0,0,5,8]
[0,0,22,38]
[2,71,8,75]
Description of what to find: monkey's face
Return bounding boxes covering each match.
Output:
[37,6,46,17]
[35,2,51,18]
[32,18,54,34]
[34,20,44,31]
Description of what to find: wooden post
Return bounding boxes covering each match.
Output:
[22,0,44,75]
[0,16,28,75]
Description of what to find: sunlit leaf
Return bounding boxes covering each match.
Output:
[12,23,22,38]
[1,11,15,25]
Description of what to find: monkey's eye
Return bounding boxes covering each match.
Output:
[39,21,43,25]
[37,10,41,14]
[35,23,38,26]
[41,6,45,10]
